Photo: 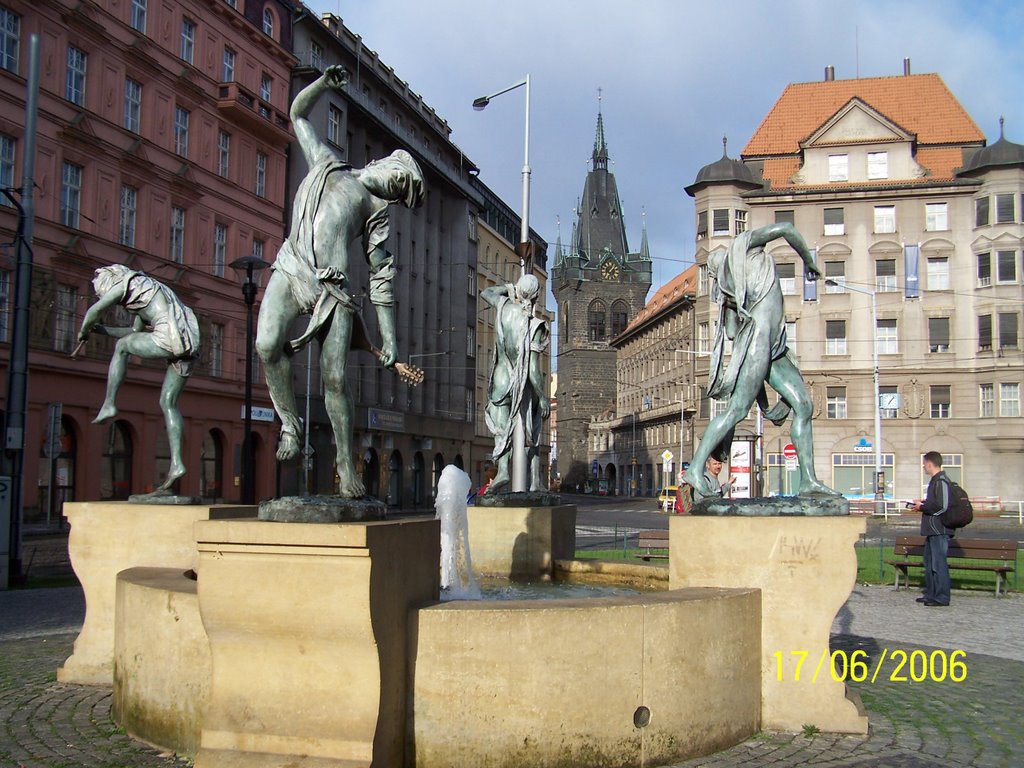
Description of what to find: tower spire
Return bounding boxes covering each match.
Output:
[592,87,609,170]
[640,207,650,261]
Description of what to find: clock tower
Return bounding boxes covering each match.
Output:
[551,105,652,488]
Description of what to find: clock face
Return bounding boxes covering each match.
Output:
[601,261,619,281]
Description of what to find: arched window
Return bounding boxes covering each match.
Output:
[413,451,425,506]
[101,421,132,500]
[201,430,223,499]
[362,447,380,499]
[588,300,607,342]
[38,416,77,525]
[432,453,444,499]
[388,450,403,507]
[453,453,464,470]
[262,7,275,37]
[610,300,629,338]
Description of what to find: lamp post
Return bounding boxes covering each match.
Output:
[473,74,532,493]
[827,279,883,514]
[230,255,269,505]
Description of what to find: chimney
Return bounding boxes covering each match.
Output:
[903,57,911,76]
[824,65,835,82]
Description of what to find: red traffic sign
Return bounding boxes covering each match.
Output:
[783,443,797,460]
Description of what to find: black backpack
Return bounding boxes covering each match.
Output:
[940,479,974,529]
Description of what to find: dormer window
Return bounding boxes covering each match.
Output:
[867,151,888,179]
[828,154,848,182]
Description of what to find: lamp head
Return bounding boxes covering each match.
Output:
[472,96,490,111]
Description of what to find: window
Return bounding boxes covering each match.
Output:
[0,6,18,73]
[696,210,707,239]
[698,322,710,354]
[997,250,1017,283]
[119,185,137,247]
[255,151,267,197]
[876,318,898,354]
[712,208,729,236]
[60,161,82,228]
[130,0,146,33]
[467,213,478,242]
[775,209,794,225]
[174,106,189,157]
[930,385,951,419]
[980,384,994,418]
[262,7,274,36]
[828,154,848,182]
[252,237,264,260]
[55,285,77,353]
[834,453,895,499]
[170,206,185,263]
[928,317,950,353]
[0,133,14,206]
[826,386,847,419]
[999,312,1018,349]
[977,252,991,287]
[123,78,141,133]
[588,301,606,342]
[825,319,846,355]
[466,326,475,358]
[65,46,87,106]
[180,18,195,64]
[927,257,949,290]
[776,262,796,295]
[867,151,888,180]
[260,74,272,102]
[920,453,962,488]
[213,223,226,278]
[0,270,9,341]
[824,261,845,292]
[875,259,896,292]
[995,193,1015,224]
[925,202,948,231]
[1000,383,1021,417]
[823,207,844,236]
[785,320,797,347]
[978,314,992,351]
[310,41,324,70]
[222,47,235,82]
[873,205,896,234]
[217,130,230,177]
[610,301,629,338]
[698,263,710,296]
[210,323,223,377]
[223,0,236,8]
[880,385,899,419]
[975,196,989,227]
[327,105,342,145]
[734,209,747,235]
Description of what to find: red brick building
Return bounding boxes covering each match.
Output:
[0,0,296,520]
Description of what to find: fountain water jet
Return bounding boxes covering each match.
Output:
[435,465,481,599]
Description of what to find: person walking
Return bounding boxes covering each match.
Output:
[911,451,954,606]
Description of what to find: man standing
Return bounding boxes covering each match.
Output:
[682,223,835,498]
[693,455,737,503]
[911,451,954,606]
[255,65,424,498]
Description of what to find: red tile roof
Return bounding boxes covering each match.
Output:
[617,265,697,340]
[743,74,984,157]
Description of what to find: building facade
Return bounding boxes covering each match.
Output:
[686,66,1024,503]
[551,109,652,489]
[0,0,294,524]
[589,266,697,496]
[288,11,486,508]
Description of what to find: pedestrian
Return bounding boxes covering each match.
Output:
[910,451,954,606]
[692,455,737,503]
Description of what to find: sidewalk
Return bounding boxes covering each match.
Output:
[1,585,1021,767]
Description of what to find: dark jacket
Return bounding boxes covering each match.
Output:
[920,470,954,537]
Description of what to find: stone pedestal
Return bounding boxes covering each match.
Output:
[58,502,256,686]
[193,517,439,768]
[466,504,576,578]
[113,567,210,756]
[669,513,868,734]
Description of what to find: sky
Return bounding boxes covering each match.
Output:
[309,0,1024,307]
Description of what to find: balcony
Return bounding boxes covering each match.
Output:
[216,82,291,145]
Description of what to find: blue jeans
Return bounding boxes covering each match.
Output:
[923,534,951,604]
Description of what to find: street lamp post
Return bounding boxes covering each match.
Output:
[473,74,532,493]
[230,255,269,505]
[827,279,883,514]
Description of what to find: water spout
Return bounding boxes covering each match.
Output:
[435,465,481,599]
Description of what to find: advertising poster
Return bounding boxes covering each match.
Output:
[729,441,752,499]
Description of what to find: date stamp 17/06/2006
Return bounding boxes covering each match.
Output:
[773,649,967,684]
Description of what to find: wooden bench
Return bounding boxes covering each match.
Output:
[886,536,1017,596]
[636,530,670,561]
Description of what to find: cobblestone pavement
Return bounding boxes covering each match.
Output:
[1,586,1021,767]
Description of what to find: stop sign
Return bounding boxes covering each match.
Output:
[783,443,797,460]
